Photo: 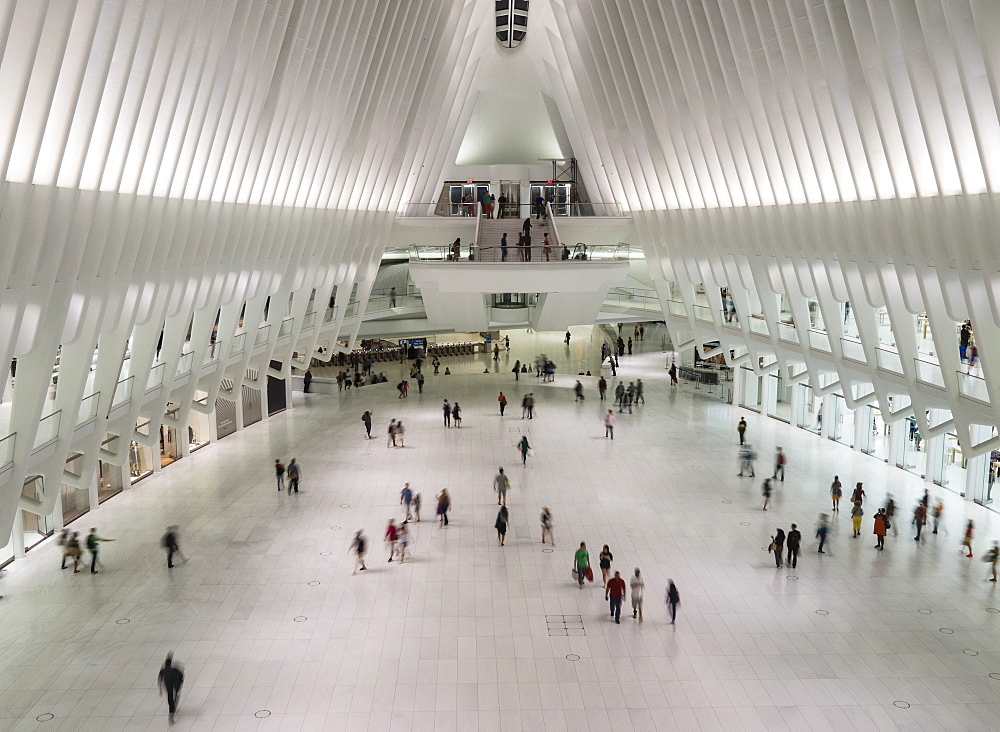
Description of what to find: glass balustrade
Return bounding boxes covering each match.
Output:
[33,410,61,449]
[0,433,15,466]
[112,376,134,406]
[278,318,294,338]
[748,316,769,335]
[302,312,316,330]
[692,304,713,322]
[666,299,686,317]
[176,350,194,376]
[957,371,990,403]
[323,306,337,324]
[146,362,165,390]
[841,337,866,363]
[807,329,831,352]
[254,324,271,346]
[875,347,903,374]
[76,392,100,425]
[230,332,246,356]
[776,322,798,343]
[914,357,945,388]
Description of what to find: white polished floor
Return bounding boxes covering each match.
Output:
[3,325,1000,732]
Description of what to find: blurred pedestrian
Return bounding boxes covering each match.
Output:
[963,520,975,557]
[816,514,829,553]
[540,507,554,545]
[762,478,772,511]
[385,519,398,561]
[830,476,842,511]
[630,568,644,621]
[351,530,367,573]
[161,526,186,568]
[666,580,680,624]
[157,653,184,724]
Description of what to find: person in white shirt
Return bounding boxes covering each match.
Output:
[630,568,645,621]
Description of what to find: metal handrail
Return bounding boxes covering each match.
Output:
[409,243,632,262]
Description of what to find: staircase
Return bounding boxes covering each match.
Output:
[476,215,553,262]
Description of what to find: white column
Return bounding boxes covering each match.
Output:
[854,405,873,453]
[87,464,99,509]
[11,510,25,558]
[284,361,294,409]
[819,394,834,439]
[763,375,778,417]
[790,384,806,428]
[964,425,992,502]
[887,419,906,467]
[924,410,947,486]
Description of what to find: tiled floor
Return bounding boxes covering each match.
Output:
[2,325,1000,731]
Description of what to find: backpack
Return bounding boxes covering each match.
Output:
[161,532,173,549]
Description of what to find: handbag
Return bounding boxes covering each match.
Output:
[585,567,594,582]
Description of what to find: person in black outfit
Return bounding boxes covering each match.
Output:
[770,529,785,568]
[786,524,801,568]
[157,653,184,723]
[161,526,184,568]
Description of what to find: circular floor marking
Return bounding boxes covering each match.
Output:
[722,500,732,504]
[254,710,271,718]
[741,521,751,526]
[293,616,307,622]
[115,618,130,625]
[964,649,979,656]
[815,610,829,616]
[320,551,331,556]
[542,548,553,553]
[565,654,580,661]
[354,468,363,471]
[786,576,798,581]
[893,701,910,709]
[331,526,342,530]
[307,581,320,586]
[988,608,1000,614]
[918,609,932,614]
[990,673,1000,680]
[35,713,54,722]
[340,504,350,508]
[939,628,955,634]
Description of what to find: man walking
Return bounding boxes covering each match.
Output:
[498,392,507,415]
[816,514,829,553]
[737,417,747,445]
[630,568,645,621]
[286,458,300,493]
[574,542,590,589]
[442,399,452,427]
[86,528,113,574]
[773,448,786,481]
[606,571,627,624]
[604,410,615,439]
[598,376,607,400]
[786,524,801,568]
[400,483,413,522]
[494,468,510,506]
[161,526,185,568]
[274,459,285,491]
[157,653,184,724]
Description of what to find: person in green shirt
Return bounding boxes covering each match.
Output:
[574,542,590,588]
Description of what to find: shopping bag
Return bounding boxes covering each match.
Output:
[586,567,594,583]
[571,568,579,581]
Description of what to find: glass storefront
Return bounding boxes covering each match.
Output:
[22,476,52,550]
[767,374,792,422]
[795,384,821,434]
[160,425,179,467]
[129,424,154,483]
[188,393,211,452]
[97,460,123,503]
[738,366,762,413]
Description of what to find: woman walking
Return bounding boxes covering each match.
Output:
[396,522,409,563]
[963,520,975,557]
[599,545,614,587]
[830,476,842,511]
[762,478,772,511]
[851,482,865,505]
[666,580,680,624]
[362,411,372,439]
[769,528,785,568]
[395,421,406,447]
[517,435,531,466]
[387,419,397,447]
[495,506,509,546]
[452,403,462,428]
[540,507,554,545]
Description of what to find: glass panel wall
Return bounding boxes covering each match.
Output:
[97,460,123,503]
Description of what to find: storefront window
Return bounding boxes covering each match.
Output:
[160,425,179,467]
[97,460,123,503]
[60,481,90,525]
[22,476,52,549]
[129,426,153,484]
[188,394,211,452]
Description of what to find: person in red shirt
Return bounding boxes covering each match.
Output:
[385,519,398,562]
[605,571,627,624]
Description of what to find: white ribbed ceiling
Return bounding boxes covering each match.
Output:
[0,0,997,213]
